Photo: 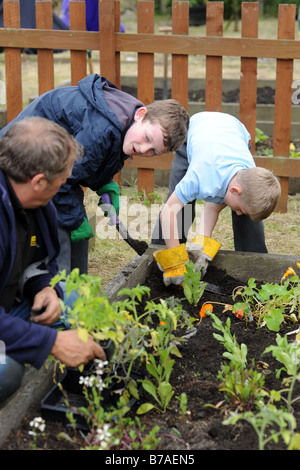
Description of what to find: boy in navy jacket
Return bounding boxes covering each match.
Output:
[0,75,190,274]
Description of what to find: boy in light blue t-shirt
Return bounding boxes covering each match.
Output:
[152,112,281,286]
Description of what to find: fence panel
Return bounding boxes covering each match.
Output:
[69,1,87,85]
[205,1,223,111]
[0,1,299,213]
[3,0,22,122]
[239,2,259,152]
[36,1,54,96]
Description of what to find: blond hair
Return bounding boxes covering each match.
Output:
[143,99,189,152]
[236,167,281,221]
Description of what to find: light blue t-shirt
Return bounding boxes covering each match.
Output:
[175,112,256,205]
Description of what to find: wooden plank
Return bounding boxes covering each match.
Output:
[171,1,189,110]
[69,1,87,85]
[114,1,121,88]
[137,1,154,104]
[273,4,296,213]
[99,0,116,83]
[3,1,22,123]
[0,30,300,59]
[239,2,259,152]
[36,1,54,95]
[125,153,300,179]
[137,1,155,194]
[205,2,223,111]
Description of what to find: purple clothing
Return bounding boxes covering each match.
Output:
[60,0,125,32]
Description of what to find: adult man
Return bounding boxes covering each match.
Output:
[0,117,105,402]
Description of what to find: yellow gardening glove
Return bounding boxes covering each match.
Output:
[187,235,221,278]
[153,244,189,287]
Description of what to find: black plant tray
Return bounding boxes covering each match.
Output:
[40,363,145,431]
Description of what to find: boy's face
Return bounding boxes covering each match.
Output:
[123,107,168,157]
[224,185,249,216]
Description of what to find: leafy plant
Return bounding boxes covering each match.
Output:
[232,265,300,331]
[223,405,296,450]
[263,333,300,414]
[182,261,206,306]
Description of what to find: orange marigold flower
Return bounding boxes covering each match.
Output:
[234,306,244,320]
[297,262,300,269]
[283,267,297,279]
[160,320,166,326]
[199,303,213,318]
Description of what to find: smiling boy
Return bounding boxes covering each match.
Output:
[0,74,189,274]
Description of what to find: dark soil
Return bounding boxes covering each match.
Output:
[121,84,275,104]
[1,264,300,451]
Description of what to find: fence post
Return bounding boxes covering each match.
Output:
[98,0,116,83]
[239,2,259,152]
[36,1,54,95]
[172,1,189,110]
[205,1,223,111]
[69,1,87,85]
[3,0,22,123]
[136,1,155,195]
[273,4,296,213]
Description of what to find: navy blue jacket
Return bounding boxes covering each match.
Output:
[0,170,63,368]
[0,74,143,231]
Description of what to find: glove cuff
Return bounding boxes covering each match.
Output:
[192,235,221,260]
[153,244,189,270]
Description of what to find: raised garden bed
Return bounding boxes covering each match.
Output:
[1,250,300,450]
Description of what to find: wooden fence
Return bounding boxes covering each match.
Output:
[0,0,300,212]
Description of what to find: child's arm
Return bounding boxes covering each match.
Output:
[199,202,226,237]
[160,191,184,248]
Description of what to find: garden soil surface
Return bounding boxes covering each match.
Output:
[1,263,300,451]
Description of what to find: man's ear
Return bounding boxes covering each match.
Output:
[31,173,47,192]
[134,107,148,121]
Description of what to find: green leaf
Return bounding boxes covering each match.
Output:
[136,403,155,414]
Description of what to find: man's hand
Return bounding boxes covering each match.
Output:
[30,286,61,326]
[50,330,106,367]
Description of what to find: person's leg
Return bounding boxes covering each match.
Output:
[231,211,268,253]
[57,225,72,274]
[71,239,89,274]
[151,141,195,245]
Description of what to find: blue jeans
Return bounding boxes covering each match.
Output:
[0,283,78,403]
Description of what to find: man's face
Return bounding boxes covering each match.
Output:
[31,157,74,208]
[123,107,168,157]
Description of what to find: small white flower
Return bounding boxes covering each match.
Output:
[29,417,46,433]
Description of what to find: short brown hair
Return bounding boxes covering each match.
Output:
[237,167,281,221]
[0,117,82,183]
[143,99,189,152]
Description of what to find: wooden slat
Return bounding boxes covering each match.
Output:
[239,2,259,151]
[36,1,54,95]
[69,1,87,86]
[171,1,189,110]
[137,1,155,194]
[0,30,300,59]
[273,4,296,213]
[137,1,154,104]
[126,153,300,179]
[205,2,223,111]
[3,0,22,123]
[114,1,121,88]
[0,26,299,59]
[98,0,116,83]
